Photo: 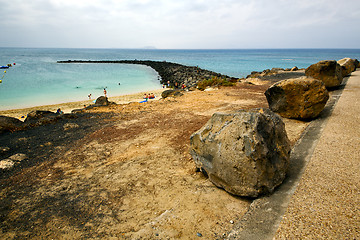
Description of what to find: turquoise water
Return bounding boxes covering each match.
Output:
[1,48,360,110]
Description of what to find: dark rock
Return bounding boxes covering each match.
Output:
[0,146,10,155]
[58,60,237,90]
[246,68,305,82]
[190,108,291,197]
[265,78,329,119]
[355,59,359,68]
[305,60,343,88]
[291,66,298,71]
[161,90,184,99]
[24,110,61,127]
[337,58,357,77]
[95,96,110,105]
[25,110,58,123]
[0,116,25,134]
[259,71,305,82]
[71,108,85,113]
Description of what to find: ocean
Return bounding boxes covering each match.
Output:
[1,48,360,110]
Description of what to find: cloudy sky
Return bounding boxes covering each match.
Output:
[1,0,359,49]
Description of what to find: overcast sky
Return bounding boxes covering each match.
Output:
[1,0,359,49]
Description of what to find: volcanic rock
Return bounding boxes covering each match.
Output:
[95,96,111,105]
[24,110,59,124]
[161,90,184,99]
[265,78,329,119]
[190,108,291,197]
[305,60,343,88]
[337,58,357,77]
[0,116,25,134]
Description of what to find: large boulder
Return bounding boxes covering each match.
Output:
[190,108,291,198]
[95,96,110,105]
[305,60,343,88]
[337,58,357,77]
[0,116,25,134]
[265,78,329,120]
[161,90,183,99]
[24,110,60,126]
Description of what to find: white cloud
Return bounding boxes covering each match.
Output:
[0,0,359,48]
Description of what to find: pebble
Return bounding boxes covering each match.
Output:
[196,232,202,237]
[0,159,15,169]
[9,153,27,162]
[0,146,10,154]
[230,220,234,224]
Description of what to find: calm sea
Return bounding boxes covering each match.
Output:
[0,48,359,110]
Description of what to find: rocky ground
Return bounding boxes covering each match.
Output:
[0,78,310,239]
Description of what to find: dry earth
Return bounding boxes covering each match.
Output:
[0,81,309,239]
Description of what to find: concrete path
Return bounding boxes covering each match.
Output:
[227,70,360,239]
[274,70,360,239]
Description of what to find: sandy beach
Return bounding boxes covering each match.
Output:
[0,88,165,119]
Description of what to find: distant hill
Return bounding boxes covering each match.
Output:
[142,46,157,49]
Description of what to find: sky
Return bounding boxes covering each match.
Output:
[1,0,359,49]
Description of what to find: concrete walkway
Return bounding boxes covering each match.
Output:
[274,70,360,239]
[227,70,360,239]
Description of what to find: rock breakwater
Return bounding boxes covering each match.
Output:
[57,60,238,89]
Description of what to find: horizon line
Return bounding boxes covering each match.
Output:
[1,47,360,50]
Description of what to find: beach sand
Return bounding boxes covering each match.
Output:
[0,88,165,119]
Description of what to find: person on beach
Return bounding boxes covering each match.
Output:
[149,93,155,99]
[103,88,107,97]
[56,108,64,114]
[140,94,148,103]
[88,94,92,99]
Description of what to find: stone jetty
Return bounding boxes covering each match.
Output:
[57,60,238,88]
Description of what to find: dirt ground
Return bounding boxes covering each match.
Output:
[0,81,309,239]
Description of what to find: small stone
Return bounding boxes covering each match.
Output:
[63,123,79,131]
[0,147,10,154]
[0,159,15,169]
[230,220,234,224]
[8,153,27,162]
[196,232,202,237]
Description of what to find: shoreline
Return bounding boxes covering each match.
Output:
[0,88,166,119]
